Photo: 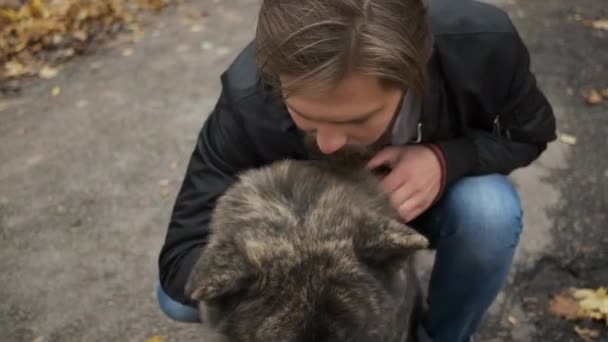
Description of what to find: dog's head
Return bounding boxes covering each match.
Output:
[185,192,428,342]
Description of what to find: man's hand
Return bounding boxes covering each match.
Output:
[366,145,444,222]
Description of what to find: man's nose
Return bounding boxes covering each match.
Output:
[316,128,347,154]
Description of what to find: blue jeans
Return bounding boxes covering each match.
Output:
[156,174,523,342]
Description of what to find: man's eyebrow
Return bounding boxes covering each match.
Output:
[286,104,385,124]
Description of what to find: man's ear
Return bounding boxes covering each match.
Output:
[185,245,256,302]
[354,215,429,265]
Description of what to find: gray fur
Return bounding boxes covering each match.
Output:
[185,143,428,342]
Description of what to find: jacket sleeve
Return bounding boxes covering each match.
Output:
[433,30,557,186]
[157,86,261,307]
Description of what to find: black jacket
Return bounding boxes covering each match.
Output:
[158,0,557,306]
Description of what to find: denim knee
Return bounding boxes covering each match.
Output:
[438,174,523,271]
[155,280,201,323]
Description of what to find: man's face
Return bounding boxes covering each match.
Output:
[281,72,404,155]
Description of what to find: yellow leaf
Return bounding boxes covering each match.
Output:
[590,19,608,31]
[572,287,608,325]
[39,66,59,79]
[5,61,28,77]
[574,325,599,342]
[28,0,50,18]
[52,86,61,96]
[72,31,88,42]
[584,89,603,105]
[146,335,163,342]
[122,48,134,57]
[0,8,25,22]
[558,133,577,145]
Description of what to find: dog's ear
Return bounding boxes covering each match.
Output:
[185,242,256,302]
[354,214,429,265]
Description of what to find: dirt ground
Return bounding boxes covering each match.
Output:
[0,0,606,341]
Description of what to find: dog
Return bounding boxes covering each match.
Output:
[185,140,429,342]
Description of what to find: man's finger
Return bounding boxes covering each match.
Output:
[365,146,402,171]
[388,182,416,210]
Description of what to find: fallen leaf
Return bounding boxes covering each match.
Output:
[584,89,603,105]
[146,335,163,342]
[507,315,518,326]
[137,0,168,12]
[160,187,170,198]
[159,179,170,187]
[5,61,28,77]
[549,293,583,320]
[216,46,230,56]
[72,30,88,41]
[52,86,61,96]
[90,61,104,71]
[586,19,608,31]
[76,99,88,108]
[170,161,178,170]
[558,133,577,145]
[200,41,213,50]
[574,325,599,342]
[39,65,59,79]
[122,48,134,57]
[572,287,608,324]
[190,24,203,32]
[31,336,44,342]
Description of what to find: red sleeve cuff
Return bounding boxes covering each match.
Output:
[424,143,447,204]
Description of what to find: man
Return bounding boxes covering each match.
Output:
[156,0,557,341]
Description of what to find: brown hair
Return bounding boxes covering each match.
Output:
[254,0,434,99]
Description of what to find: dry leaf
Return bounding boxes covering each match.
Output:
[558,133,577,145]
[572,287,608,325]
[76,99,88,108]
[1,0,168,83]
[52,86,61,96]
[588,19,608,31]
[72,30,88,41]
[122,48,134,57]
[90,61,104,70]
[574,325,600,342]
[31,336,45,342]
[170,161,178,170]
[190,24,203,32]
[39,66,59,79]
[146,335,163,342]
[507,315,518,326]
[200,41,213,50]
[159,179,170,187]
[5,61,28,77]
[584,89,603,105]
[549,293,583,320]
[160,187,170,198]
[138,0,168,12]
[216,47,230,56]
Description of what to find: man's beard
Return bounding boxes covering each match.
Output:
[301,131,391,172]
